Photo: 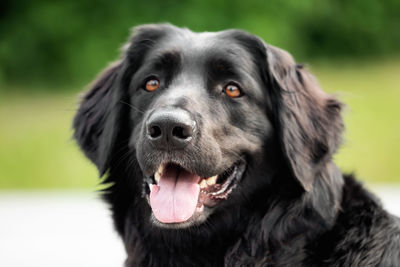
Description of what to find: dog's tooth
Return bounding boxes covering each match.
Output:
[154,172,161,183]
[196,205,204,213]
[206,175,218,185]
[154,163,165,183]
[199,179,207,188]
[157,163,165,175]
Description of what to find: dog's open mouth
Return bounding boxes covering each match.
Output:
[144,161,245,225]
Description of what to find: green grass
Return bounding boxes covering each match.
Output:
[0,60,399,189]
[312,59,400,183]
[0,92,98,189]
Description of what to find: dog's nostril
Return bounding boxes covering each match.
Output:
[172,125,192,140]
[146,109,195,149]
[149,125,162,138]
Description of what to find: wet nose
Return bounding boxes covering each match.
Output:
[146,109,196,150]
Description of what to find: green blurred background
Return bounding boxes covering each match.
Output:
[0,0,399,189]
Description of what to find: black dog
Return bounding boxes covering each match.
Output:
[73,24,400,266]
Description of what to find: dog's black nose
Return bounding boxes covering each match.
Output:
[146,109,196,149]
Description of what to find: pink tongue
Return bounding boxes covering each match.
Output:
[149,166,200,223]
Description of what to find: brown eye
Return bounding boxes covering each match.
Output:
[224,83,242,98]
[145,78,160,92]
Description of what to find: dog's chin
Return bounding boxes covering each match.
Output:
[149,206,213,229]
[142,160,246,229]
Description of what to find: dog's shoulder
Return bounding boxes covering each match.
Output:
[379,220,400,267]
[318,174,400,266]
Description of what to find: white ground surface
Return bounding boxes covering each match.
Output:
[0,185,399,267]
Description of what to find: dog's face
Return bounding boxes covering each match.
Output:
[130,28,272,227]
[74,24,343,229]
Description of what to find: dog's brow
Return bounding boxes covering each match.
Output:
[153,51,181,69]
[207,58,236,76]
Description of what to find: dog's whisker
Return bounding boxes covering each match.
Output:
[120,100,145,114]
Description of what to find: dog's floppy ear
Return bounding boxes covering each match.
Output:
[73,60,124,175]
[266,45,344,191]
[73,24,175,176]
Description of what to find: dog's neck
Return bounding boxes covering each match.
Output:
[224,163,344,265]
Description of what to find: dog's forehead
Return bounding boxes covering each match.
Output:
[146,29,256,69]
[133,28,266,100]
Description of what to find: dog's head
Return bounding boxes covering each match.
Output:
[74,24,343,228]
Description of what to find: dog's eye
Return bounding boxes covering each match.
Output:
[224,83,242,98]
[145,78,160,92]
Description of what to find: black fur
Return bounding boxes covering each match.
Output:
[73,24,400,266]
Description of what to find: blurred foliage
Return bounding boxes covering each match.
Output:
[1,0,400,89]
